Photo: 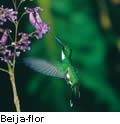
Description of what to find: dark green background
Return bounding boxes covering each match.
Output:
[0,0,120,112]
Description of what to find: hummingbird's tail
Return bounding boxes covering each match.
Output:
[72,83,80,99]
[70,83,80,107]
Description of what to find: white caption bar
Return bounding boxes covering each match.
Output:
[0,112,120,124]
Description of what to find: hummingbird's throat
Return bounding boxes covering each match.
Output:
[66,73,72,86]
[66,73,70,79]
[61,50,65,60]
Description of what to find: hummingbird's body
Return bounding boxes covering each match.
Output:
[56,62,79,86]
[24,36,80,99]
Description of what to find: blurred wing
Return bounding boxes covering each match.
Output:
[24,57,66,78]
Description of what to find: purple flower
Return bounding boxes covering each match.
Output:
[0,29,10,45]
[0,47,21,65]
[0,5,17,25]
[0,30,31,65]
[0,49,16,65]
[0,6,50,65]
[26,7,50,39]
[0,29,10,63]
[0,29,20,65]
[16,33,31,52]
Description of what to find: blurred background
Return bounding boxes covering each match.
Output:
[0,0,120,112]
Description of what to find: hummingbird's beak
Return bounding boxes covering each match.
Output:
[54,36,64,49]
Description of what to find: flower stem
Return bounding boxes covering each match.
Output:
[0,68,9,73]
[17,0,25,10]
[18,12,27,23]
[8,33,14,43]
[12,0,17,10]
[8,66,21,112]
[13,21,18,71]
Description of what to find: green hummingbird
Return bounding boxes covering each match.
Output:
[24,36,80,100]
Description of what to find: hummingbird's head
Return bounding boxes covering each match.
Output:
[63,46,72,59]
[54,36,72,59]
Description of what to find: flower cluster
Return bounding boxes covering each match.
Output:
[0,5,17,25]
[0,29,20,64]
[0,5,50,65]
[0,0,50,113]
[16,33,31,52]
[26,7,50,39]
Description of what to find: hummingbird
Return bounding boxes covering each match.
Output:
[24,36,80,101]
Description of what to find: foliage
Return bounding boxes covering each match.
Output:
[0,0,120,112]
